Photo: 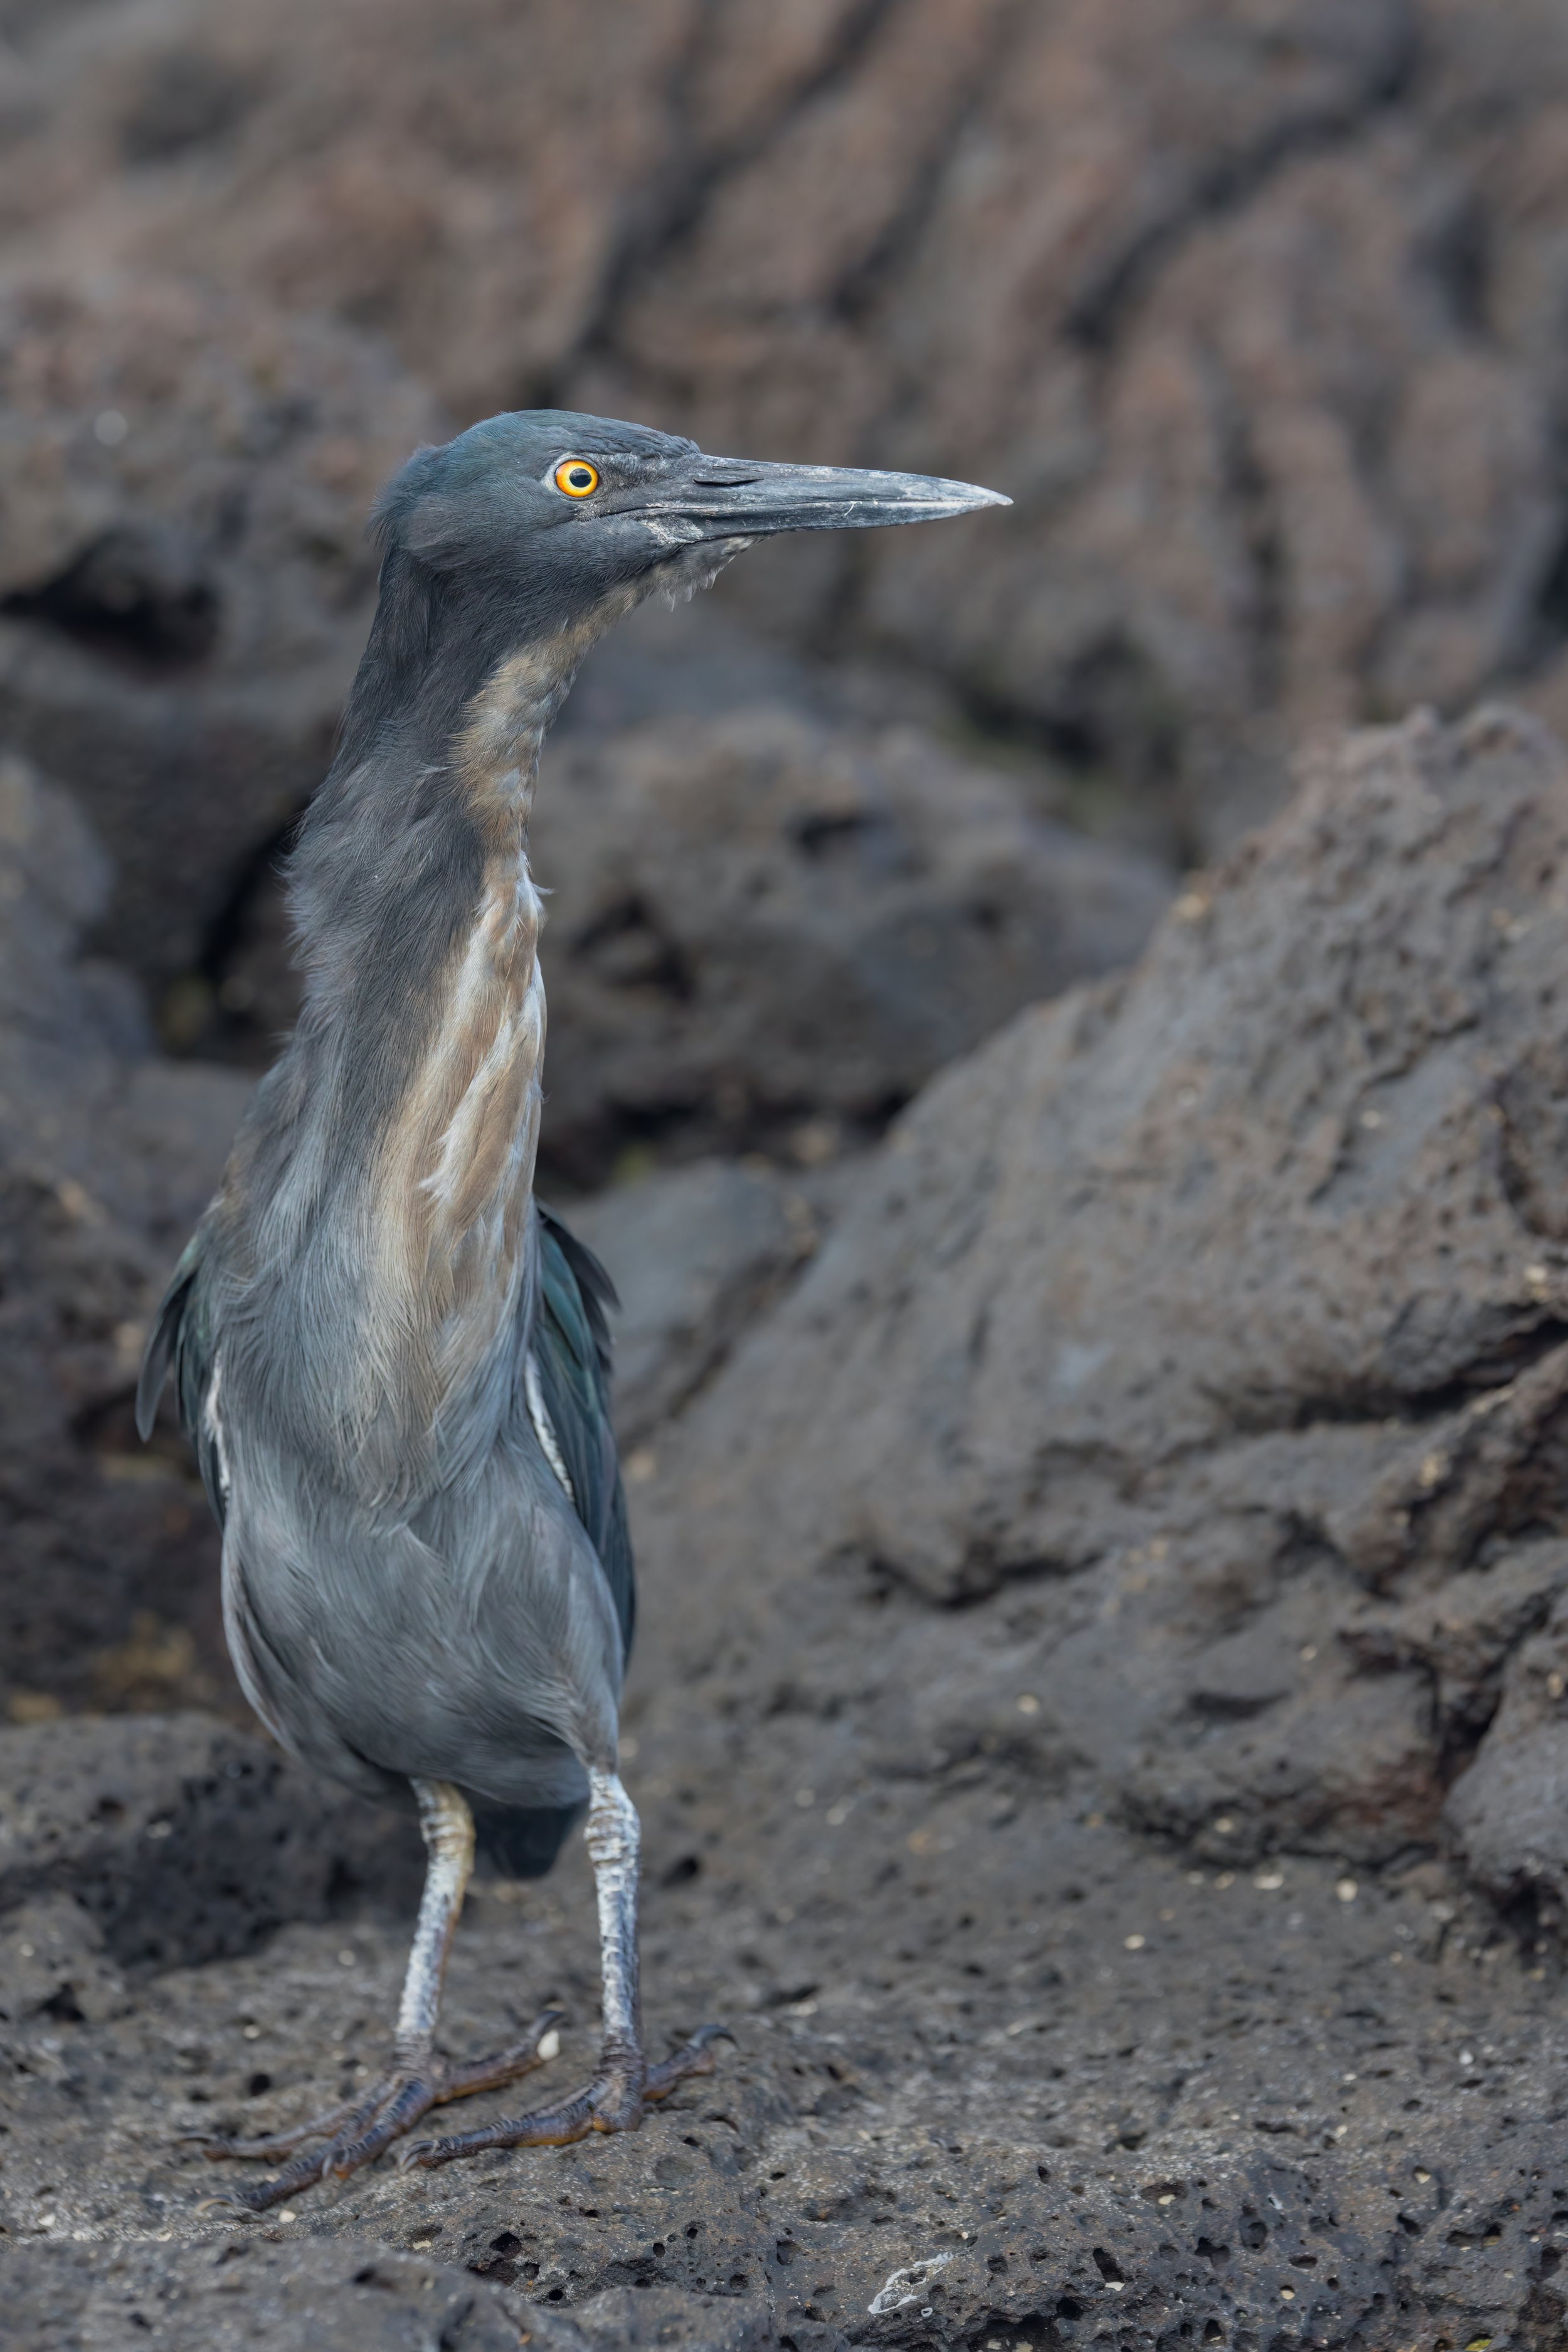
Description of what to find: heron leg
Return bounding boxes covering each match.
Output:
[190,1779,559,2213]
[396,1767,726,2171]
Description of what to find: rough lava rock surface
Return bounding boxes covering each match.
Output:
[9,716,1568,2348]
[8,1,1568,846]
[629,706,1568,1906]
[0,272,438,988]
[0,751,246,1722]
[528,712,1170,1182]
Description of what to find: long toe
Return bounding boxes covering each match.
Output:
[645,2021,731,2103]
[398,2021,730,2172]
[187,2092,369,2164]
[398,2075,605,2167]
[186,2014,564,2213]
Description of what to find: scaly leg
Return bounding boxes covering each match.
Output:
[398,1768,726,2169]
[191,1779,559,2212]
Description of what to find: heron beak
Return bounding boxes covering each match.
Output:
[637,455,1010,541]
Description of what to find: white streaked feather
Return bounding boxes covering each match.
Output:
[524,1348,576,1503]
[203,1353,231,1503]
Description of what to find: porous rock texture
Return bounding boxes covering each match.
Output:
[0,750,245,1724]
[628,706,1568,1912]
[8,1,1568,850]
[9,715,1568,2351]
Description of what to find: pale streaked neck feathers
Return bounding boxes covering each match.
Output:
[248,615,627,1499]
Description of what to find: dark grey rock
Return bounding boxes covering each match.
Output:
[1446,1582,1568,1922]
[4,2239,776,2352]
[628,706,1568,1887]
[0,1894,125,2028]
[0,1713,419,1968]
[8,0,1568,860]
[0,756,250,1722]
[4,712,1568,2351]
[528,708,1170,1182]
[565,1161,818,1443]
[0,272,439,993]
[3,2237,543,2350]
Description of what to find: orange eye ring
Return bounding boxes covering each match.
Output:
[553,457,600,498]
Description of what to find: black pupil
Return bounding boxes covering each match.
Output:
[568,466,593,489]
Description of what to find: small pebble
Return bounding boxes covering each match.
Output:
[1335,1878,1358,1902]
[1123,1934,1145,1951]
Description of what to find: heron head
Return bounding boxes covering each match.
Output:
[370,407,1009,660]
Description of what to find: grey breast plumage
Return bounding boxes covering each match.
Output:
[137,1196,633,1873]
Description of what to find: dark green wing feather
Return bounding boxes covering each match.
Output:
[533,1204,635,1660]
[135,1231,225,1528]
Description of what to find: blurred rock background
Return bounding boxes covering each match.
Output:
[8,5,1568,2344]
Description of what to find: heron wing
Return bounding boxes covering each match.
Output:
[135,1230,226,1528]
[532,1203,635,1659]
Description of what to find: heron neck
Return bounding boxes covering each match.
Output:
[353,649,564,1480]
[248,638,583,1499]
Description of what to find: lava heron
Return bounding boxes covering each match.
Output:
[137,410,1007,2207]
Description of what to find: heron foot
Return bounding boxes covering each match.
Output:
[397,2020,729,2170]
[189,2008,563,2213]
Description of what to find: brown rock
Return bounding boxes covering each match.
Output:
[0,272,438,987]
[0,755,248,1720]
[529,709,1170,1180]
[10,1,1568,850]
[625,706,1568,1877]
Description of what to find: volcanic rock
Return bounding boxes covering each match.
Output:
[531,712,1169,1180]
[7,1,1568,849]
[564,1158,818,1446]
[0,751,246,1722]
[0,271,438,991]
[0,1713,418,1975]
[625,706,1568,1898]
[6,714,1568,2349]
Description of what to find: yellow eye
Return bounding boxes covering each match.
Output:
[554,458,600,498]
